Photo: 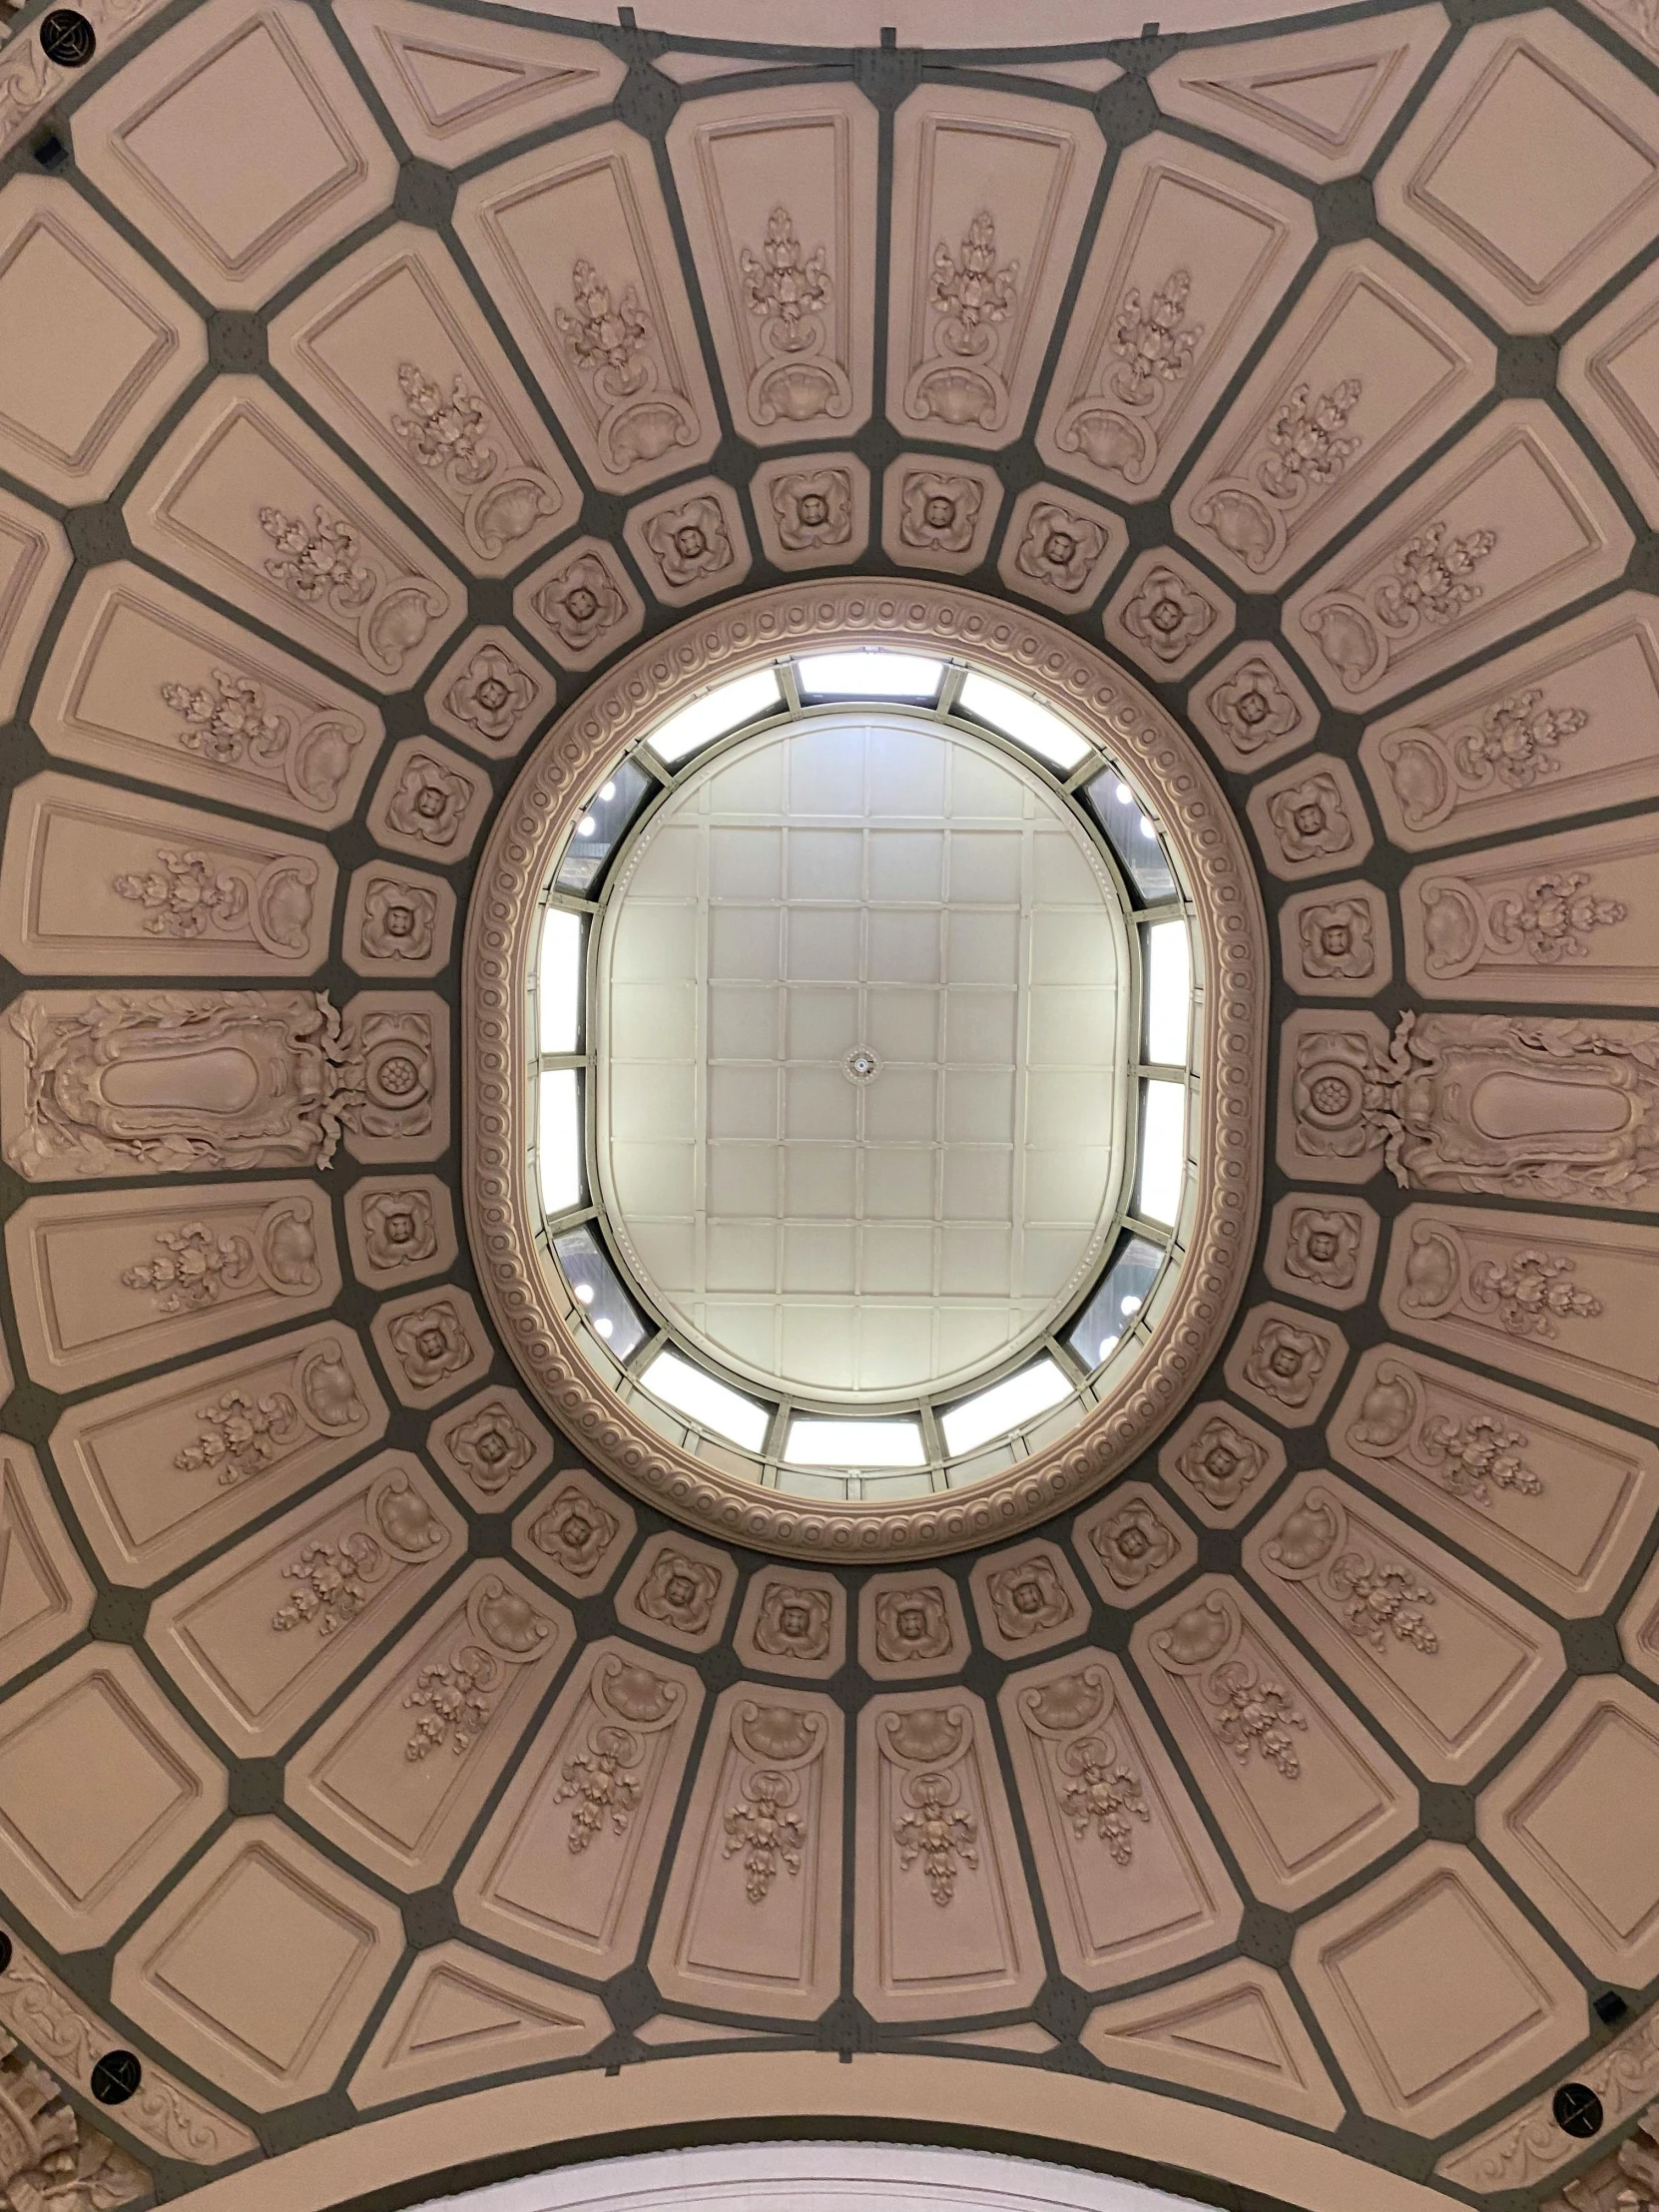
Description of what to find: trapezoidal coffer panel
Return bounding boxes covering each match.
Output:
[464,581,1268,1558]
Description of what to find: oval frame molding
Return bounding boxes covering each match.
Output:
[464,580,1269,1559]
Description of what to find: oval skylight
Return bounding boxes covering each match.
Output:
[527,644,1203,1500]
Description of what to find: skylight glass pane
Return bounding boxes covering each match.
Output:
[538,907,583,1055]
[536,1068,582,1217]
[642,1351,770,1450]
[1143,918,1191,1067]
[797,650,944,700]
[649,669,783,765]
[555,757,654,895]
[784,1418,927,1468]
[959,670,1090,769]
[1083,770,1178,903]
[553,1225,645,1362]
[941,1359,1070,1456]
[1138,1079,1186,1227]
[1066,1234,1164,1372]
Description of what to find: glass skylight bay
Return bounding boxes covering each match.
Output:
[528,644,1203,1498]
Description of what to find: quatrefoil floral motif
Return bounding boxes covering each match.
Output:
[360,1188,438,1271]
[636,1549,723,1634]
[444,1400,535,1494]
[445,645,535,742]
[360,876,436,961]
[531,1484,620,1579]
[388,1303,473,1391]
[643,496,733,588]
[1120,566,1217,664]
[385,756,473,846]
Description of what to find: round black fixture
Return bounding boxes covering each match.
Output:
[90,2049,142,2106]
[1552,2082,1604,2139]
[39,9,96,66]
[0,1932,12,1975]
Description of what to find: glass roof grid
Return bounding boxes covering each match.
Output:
[554,755,657,897]
[538,641,1210,1505]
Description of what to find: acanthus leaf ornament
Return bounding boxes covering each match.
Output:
[1344,1356,1545,1507]
[1303,520,1497,693]
[110,844,317,956]
[554,1655,685,1851]
[1150,1590,1308,1779]
[555,258,697,472]
[1056,269,1202,485]
[1191,378,1363,573]
[0,2027,150,2211]
[174,1336,367,1487]
[120,1196,320,1312]
[906,210,1019,431]
[1291,1009,1659,1209]
[738,206,848,425]
[1397,1216,1602,1344]
[1419,867,1626,979]
[1017,1667,1150,1868]
[1380,691,1591,834]
[158,669,361,815]
[881,1707,980,1906]
[720,1701,827,1903]
[404,1575,553,1760]
[1262,1486,1439,1657]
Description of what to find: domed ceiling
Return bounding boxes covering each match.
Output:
[3,0,1659,2206]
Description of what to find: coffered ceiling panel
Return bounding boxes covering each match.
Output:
[4,0,1659,2205]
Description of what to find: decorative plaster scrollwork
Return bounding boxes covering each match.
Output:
[159,668,361,815]
[273,1469,448,1637]
[880,1706,979,1905]
[175,1335,367,1486]
[5,991,347,1180]
[110,844,317,954]
[556,258,698,472]
[1191,379,1363,573]
[1302,520,1497,692]
[1017,1666,1149,1866]
[1055,269,1200,484]
[554,1654,686,1851]
[121,1197,320,1312]
[462,581,1266,1560]
[1398,1218,1602,1341]
[739,207,848,426]
[392,364,558,561]
[1344,1357,1544,1506]
[1379,690,1589,833]
[722,1701,828,1902]
[1150,1590,1308,1779]
[1261,1487,1438,1656]
[404,1575,553,1759]
[1418,868,1626,977]
[0,2030,148,2209]
[906,211,1019,431]
[1292,1009,1659,1206]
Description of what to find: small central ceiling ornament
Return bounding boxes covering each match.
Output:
[465,582,1268,1558]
